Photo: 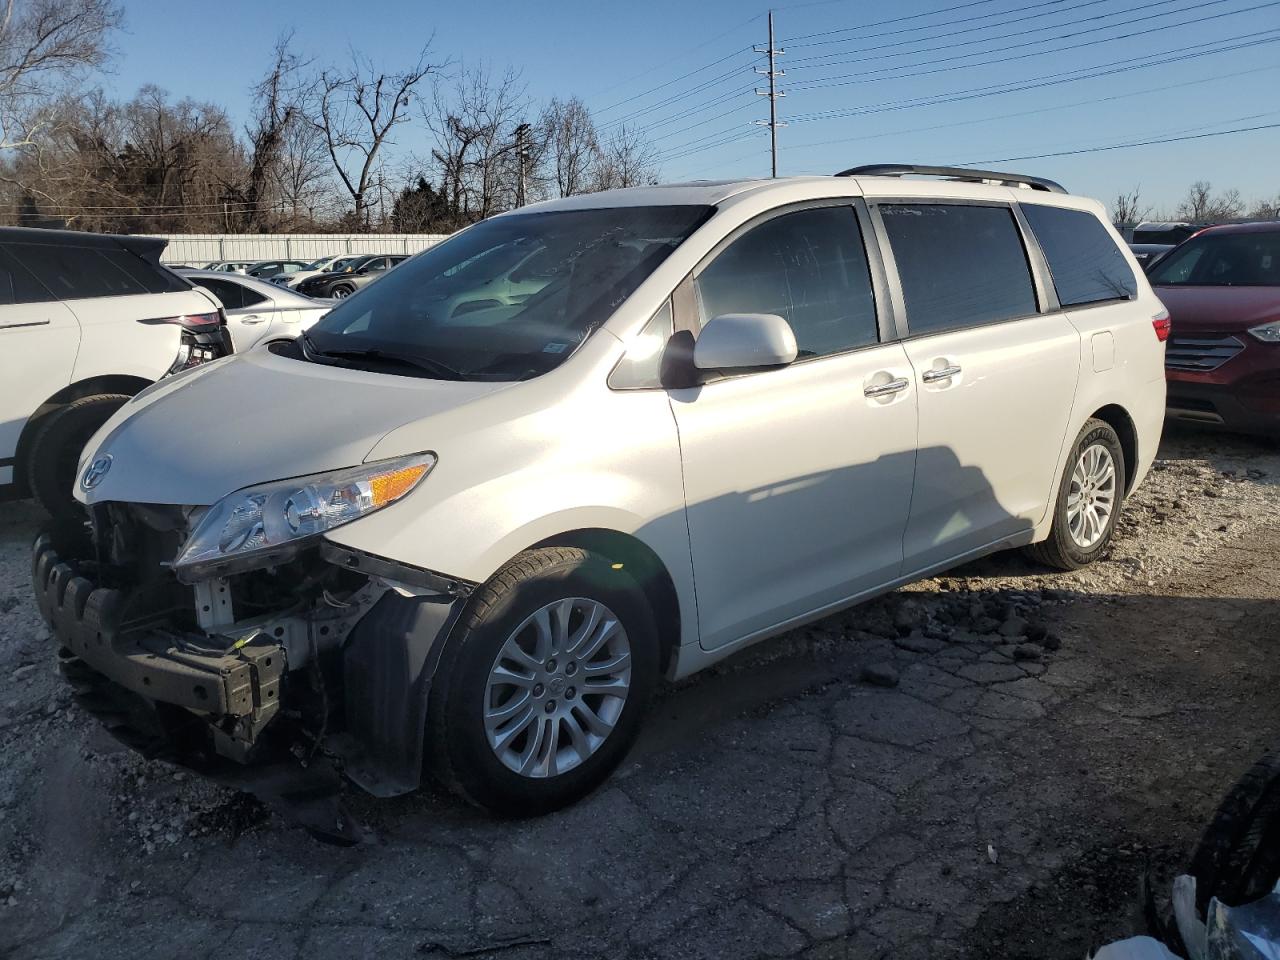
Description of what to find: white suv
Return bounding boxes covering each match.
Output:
[1,228,232,517]
[35,166,1166,820]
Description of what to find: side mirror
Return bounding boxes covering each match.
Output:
[693,313,798,371]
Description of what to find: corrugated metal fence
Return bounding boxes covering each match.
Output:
[149,233,453,265]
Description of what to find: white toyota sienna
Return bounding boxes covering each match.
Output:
[35,165,1167,823]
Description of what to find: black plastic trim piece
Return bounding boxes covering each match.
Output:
[836,163,1066,194]
[319,541,474,598]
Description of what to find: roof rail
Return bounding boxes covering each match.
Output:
[834,163,1066,194]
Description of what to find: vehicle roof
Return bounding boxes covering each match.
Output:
[509,175,1098,214]
[0,226,167,260]
[1193,220,1280,236]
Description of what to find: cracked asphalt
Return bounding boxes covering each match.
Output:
[1,426,1278,959]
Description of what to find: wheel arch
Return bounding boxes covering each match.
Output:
[13,374,153,496]
[1089,402,1139,495]
[529,527,682,676]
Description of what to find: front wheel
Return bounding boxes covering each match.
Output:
[426,547,659,815]
[1027,418,1126,570]
[331,283,354,299]
[27,393,132,520]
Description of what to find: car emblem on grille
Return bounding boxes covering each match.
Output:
[80,455,113,490]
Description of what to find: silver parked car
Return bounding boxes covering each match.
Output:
[177,269,331,350]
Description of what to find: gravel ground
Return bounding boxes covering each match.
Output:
[0,424,1277,959]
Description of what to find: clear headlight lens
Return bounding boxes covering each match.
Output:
[1248,320,1280,343]
[174,453,435,577]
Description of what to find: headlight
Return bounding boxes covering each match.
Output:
[1248,320,1280,343]
[173,453,435,579]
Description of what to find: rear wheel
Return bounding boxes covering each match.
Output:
[26,394,131,520]
[426,547,659,815]
[1027,418,1125,570]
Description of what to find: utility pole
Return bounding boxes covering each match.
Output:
[514,122,531,207]
[754,11,785,178]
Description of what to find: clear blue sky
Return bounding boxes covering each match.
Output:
[101,0,1280,215]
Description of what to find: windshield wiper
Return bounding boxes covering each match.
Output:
[306,345,464,380]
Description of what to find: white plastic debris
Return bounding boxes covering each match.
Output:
[1091,936,1182,960]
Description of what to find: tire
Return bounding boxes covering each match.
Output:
[331,283,354,299]
[1026,417,1126,570]
[26,393,131,520]
[426,547,659,816]
[1186,747,1280,912]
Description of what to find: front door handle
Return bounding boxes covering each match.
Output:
[921,364,962,383]
[864,377,910,398]
[239,314,266,324]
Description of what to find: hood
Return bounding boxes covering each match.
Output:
[79,349,512,506]
[1155,284,1280,333]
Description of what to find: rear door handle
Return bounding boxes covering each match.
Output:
[864,377,910,398]
[921,365,962,383]
[239,315,266,324]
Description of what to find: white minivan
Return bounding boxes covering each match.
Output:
[36,166,1166,819]
[0,228,232,517]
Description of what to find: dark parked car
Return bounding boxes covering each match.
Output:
[1150,221,1280,436]
[1129,242,1174,270]
[295,254,409,299]
[1132,220,1202,244]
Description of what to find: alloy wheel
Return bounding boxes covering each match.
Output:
[1066,442,1117,549]
[483,597,631,778]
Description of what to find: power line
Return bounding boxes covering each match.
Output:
[592,12,763,107]
[597,55,761,134]
[785,29,1280,124]
[788,0,1277,92]
[787,0,1082,54]
[779,0,1040,45]
[968,119,1280,163]
[659,28,1280,170]
[786,0,1195,71]
[780,62,1280,154]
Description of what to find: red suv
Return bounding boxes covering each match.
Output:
[1149,222,1280,437]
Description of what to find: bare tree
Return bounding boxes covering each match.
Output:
[274,103,331,225]
[312,46,442,227]
[591,123,659,191]
[1177,180,1244,222]
[237,32,310,230]
[1111,185,1147,229]
[424,63,528,223]
[540,96,597,198]
[0,0,121,151]
[1247,194,1280,220]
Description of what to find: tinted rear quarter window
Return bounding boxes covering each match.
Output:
[200,277,268,308]
[880,204,1037,335]
[1022,204,1136,306]
[4,242,188,299]
[0,247,53,304]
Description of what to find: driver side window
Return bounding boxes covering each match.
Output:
[695,205,879,359]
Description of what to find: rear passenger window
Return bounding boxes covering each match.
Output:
[1021,204,1137,306]
[0,247,52,304]
[696,205,879,359]
[880,204,1037,335]
[201,278,268,309]
[4,242,184,299]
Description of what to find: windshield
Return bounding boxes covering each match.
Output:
[1149,231,1280,287]
[303,258,332,270]
[303,205,712,381]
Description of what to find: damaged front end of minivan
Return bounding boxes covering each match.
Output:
[33,454,472,841]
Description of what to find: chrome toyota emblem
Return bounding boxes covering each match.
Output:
[80,455,113,490]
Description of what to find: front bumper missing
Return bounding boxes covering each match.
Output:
[32,528,473,838]
[34,534,284,761]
